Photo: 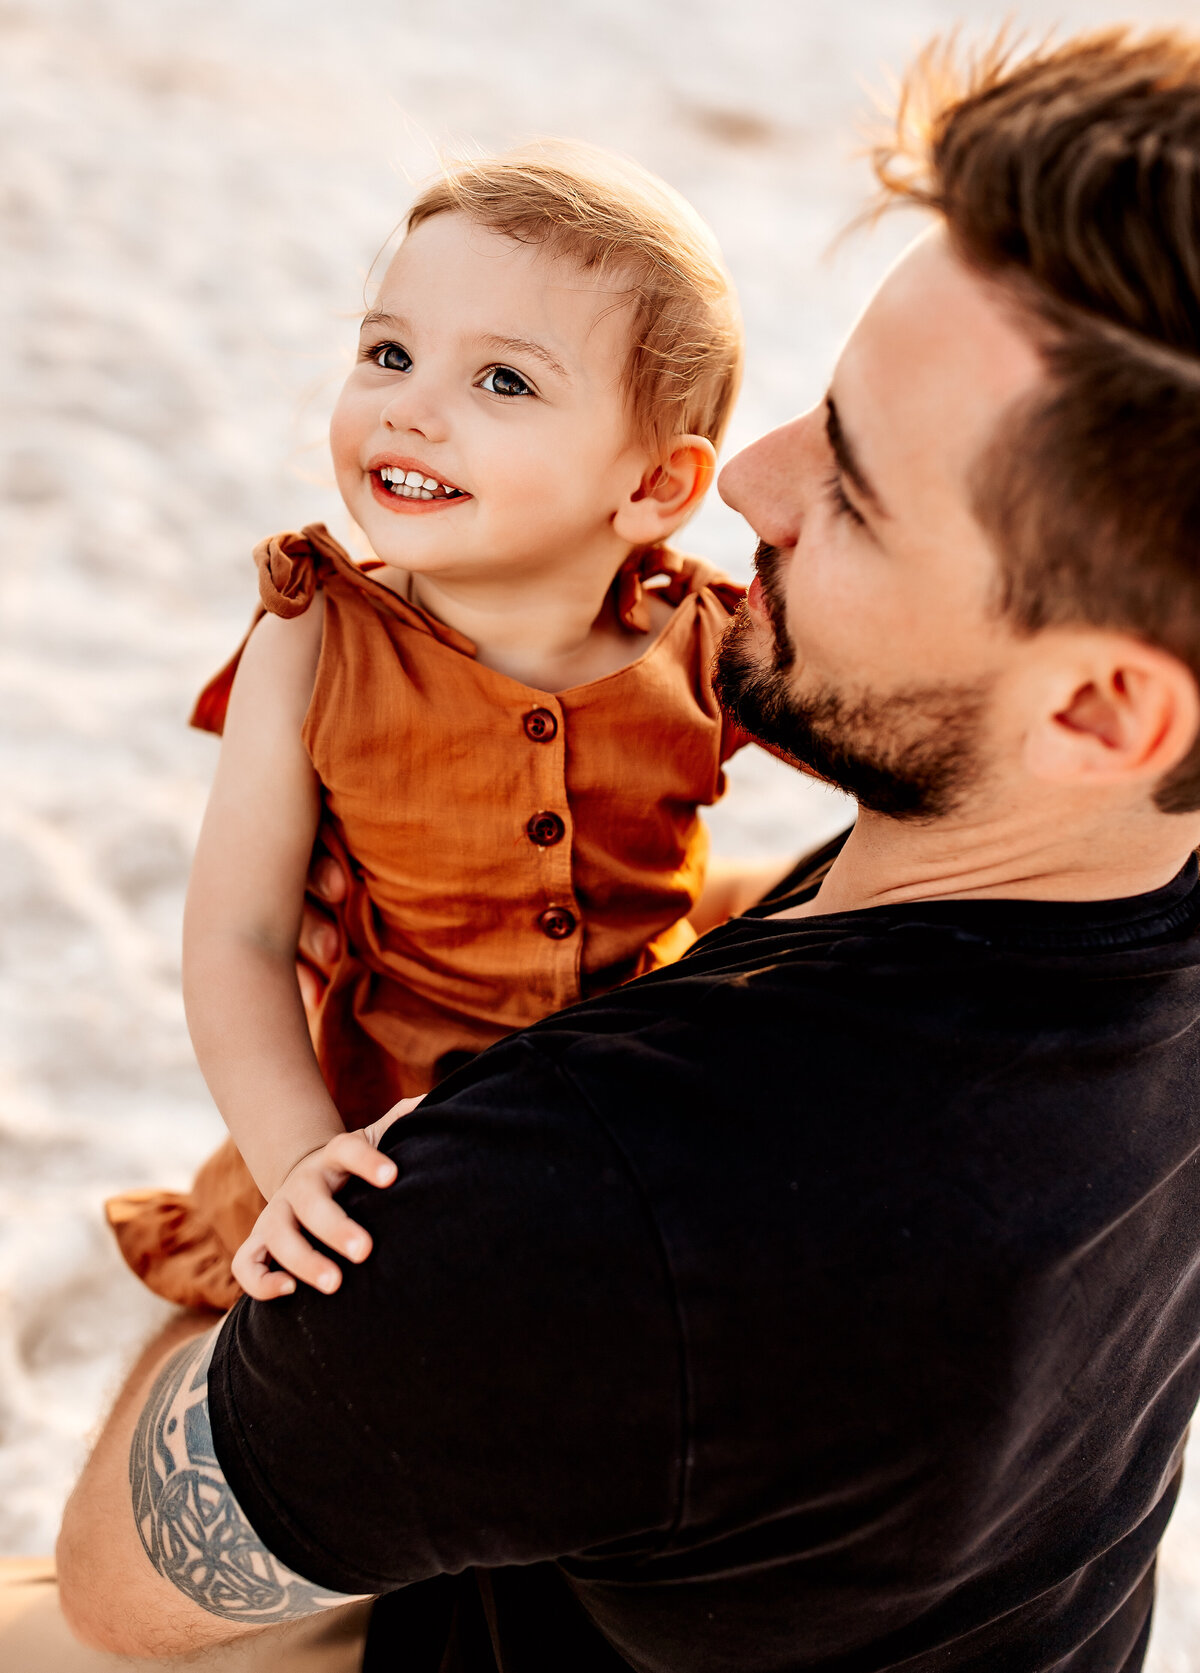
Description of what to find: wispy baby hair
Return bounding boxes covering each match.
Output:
[405,141,743,456]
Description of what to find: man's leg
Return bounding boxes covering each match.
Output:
[0,1558,372,1672]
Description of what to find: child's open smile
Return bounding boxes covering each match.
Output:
[370,455,468,512]
[330,211,649,589]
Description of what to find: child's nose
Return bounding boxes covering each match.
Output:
[380,377,449,444]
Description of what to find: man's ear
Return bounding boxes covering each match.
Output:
[613,436,716,545]
[1023,632,1200,794]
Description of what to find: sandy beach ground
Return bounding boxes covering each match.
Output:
[4,0,1200,1661]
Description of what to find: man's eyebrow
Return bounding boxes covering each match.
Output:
[825,396,889,518]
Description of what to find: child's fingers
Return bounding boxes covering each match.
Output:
[321,1129,397,1188]
[376,1094,425,1136]
[358,1099,422,1152]
[291,1186,374,1265]
[295,959,324,1018]
[259,1213,344,1295]
[232,1239,297,1301]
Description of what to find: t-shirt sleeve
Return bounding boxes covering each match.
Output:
[207,1037,683,1596]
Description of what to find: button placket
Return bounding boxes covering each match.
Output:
[520,695,580,1002]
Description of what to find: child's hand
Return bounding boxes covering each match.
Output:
[361,1093,424,1148]
[232,1129,400,1301]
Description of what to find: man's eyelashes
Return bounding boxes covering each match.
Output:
[824,472,866,527]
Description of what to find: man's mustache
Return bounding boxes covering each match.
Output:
[751,541,792,664]
[753,540,781,582]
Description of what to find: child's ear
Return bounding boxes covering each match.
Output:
[613,436,716,545]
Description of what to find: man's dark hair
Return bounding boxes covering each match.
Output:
[873,30,1200,810]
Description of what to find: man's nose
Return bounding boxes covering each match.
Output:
[718,409,818,549]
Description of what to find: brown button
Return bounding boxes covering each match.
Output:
[523,708,558,742]
[526,811,565,847]
[538,907,577,939]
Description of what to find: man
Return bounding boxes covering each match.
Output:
[43,27,1200,1672]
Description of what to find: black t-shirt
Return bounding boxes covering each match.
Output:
[210,843,1200,1672]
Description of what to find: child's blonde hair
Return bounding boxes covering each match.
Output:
[405,142,743,457]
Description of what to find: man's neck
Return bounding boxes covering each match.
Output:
[776,799,1200,920]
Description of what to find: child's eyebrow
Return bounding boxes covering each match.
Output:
[480,334,570,380]
[360,309,404,334]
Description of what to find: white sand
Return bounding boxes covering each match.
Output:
[3,0,1200,1661]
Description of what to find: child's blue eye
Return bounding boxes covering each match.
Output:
[480,365,532,398]
[370,342,412,372]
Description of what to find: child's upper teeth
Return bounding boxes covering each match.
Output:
[380,465,457,495]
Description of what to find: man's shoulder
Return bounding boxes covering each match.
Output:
[514,879,1200,1207]
[211,1035,686,1592]
[345,866,1200,1285]
[345,1035,684,1322]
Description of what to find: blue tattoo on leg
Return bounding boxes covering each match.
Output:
[129,1331,360,1622]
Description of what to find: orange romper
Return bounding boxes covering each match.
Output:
[107,523,750,1309]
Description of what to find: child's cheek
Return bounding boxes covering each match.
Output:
[328,389,361,476]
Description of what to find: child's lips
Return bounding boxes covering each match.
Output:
[368,470,472,515]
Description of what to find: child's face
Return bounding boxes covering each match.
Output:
[330,212,649,583]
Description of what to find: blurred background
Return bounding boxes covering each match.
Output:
[3,0,1200,1663]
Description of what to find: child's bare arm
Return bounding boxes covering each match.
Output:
[183,603,373,1294]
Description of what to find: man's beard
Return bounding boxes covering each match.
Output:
[712,543,992,822]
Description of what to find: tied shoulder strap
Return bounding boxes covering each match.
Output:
[191,528,332,736]
[613,544,745,633]
[254,527,327,619]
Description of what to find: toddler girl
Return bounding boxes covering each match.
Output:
[107,143,773,1309]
